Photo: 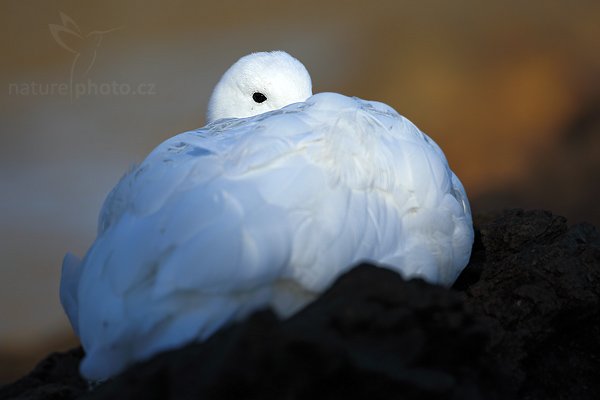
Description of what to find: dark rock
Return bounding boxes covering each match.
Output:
[463,209,600,399]
[0,348,86,400]
[2,209,599,400]
[85,265,504,400]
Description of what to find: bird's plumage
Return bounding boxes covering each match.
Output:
[60,52,473,381]
[206,51,312,122]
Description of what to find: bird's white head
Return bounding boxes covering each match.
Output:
[206,51,313,123]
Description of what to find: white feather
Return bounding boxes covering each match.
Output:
[60,53,473,380]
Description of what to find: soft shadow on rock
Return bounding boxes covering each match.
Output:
[1,209,599,400]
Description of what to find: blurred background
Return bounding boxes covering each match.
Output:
[1,0,598,383]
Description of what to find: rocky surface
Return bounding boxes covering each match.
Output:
[1,209,599,400]
[0,348,86,400]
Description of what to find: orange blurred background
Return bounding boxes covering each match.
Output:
[1,0,598,382]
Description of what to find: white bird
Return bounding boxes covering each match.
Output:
[60,50,474,381]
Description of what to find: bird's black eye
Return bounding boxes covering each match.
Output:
[252,92,267,103]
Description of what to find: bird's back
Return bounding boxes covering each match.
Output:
[62,93,473,380]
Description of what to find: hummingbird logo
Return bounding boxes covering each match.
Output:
[49,12,122,95]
